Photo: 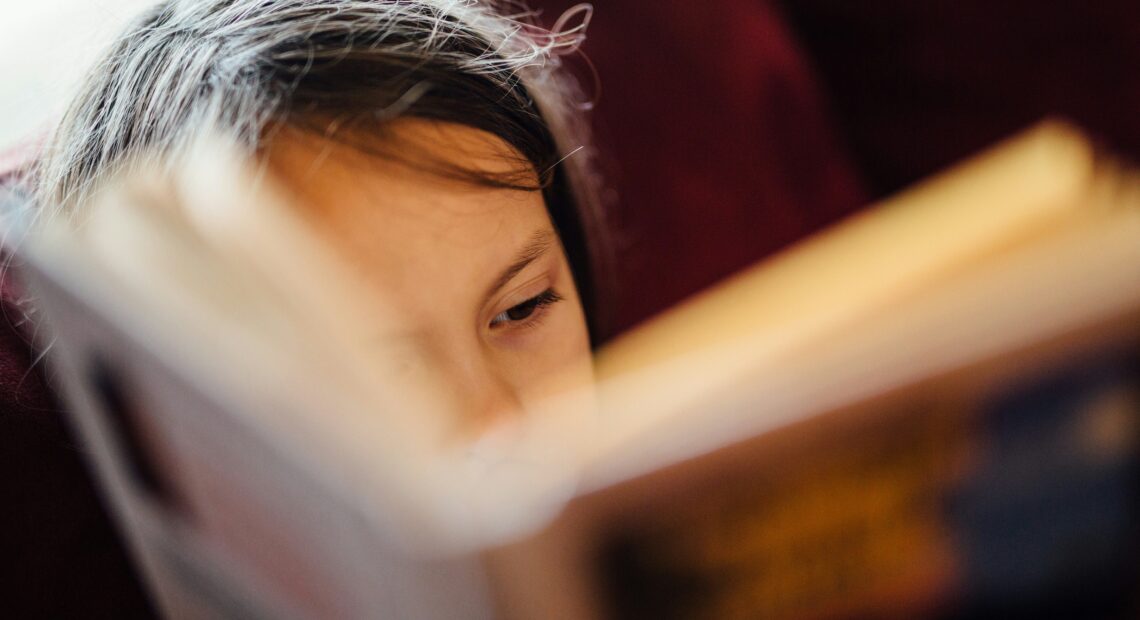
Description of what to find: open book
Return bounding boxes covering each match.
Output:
[17,121,1140,618]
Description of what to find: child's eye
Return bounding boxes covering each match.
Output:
[490,289,563,328]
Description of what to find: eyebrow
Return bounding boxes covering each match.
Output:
[483,229,556,303]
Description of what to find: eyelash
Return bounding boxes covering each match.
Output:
[489,289,563,330]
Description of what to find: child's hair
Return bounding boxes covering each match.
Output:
[31,0,611,340]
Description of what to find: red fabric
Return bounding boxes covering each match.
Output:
[535,0,867,337]
[782,0,1140,198]
[0,255,155,616]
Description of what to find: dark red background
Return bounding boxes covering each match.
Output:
[3,1,1139,614]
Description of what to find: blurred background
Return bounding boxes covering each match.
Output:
[536,0,1140,338]
[0,0,155,146]
[2,0,1139,616]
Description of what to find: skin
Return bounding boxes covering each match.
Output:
[263,119,594,440]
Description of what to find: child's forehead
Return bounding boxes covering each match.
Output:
[263,120,548,233]
[266,118,537,180]
[260,119,557,295]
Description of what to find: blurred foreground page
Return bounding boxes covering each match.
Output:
[489,121,1140,619]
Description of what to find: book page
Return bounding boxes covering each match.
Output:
[588,121,1117,462]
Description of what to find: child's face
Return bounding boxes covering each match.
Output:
[265,119,593,438]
